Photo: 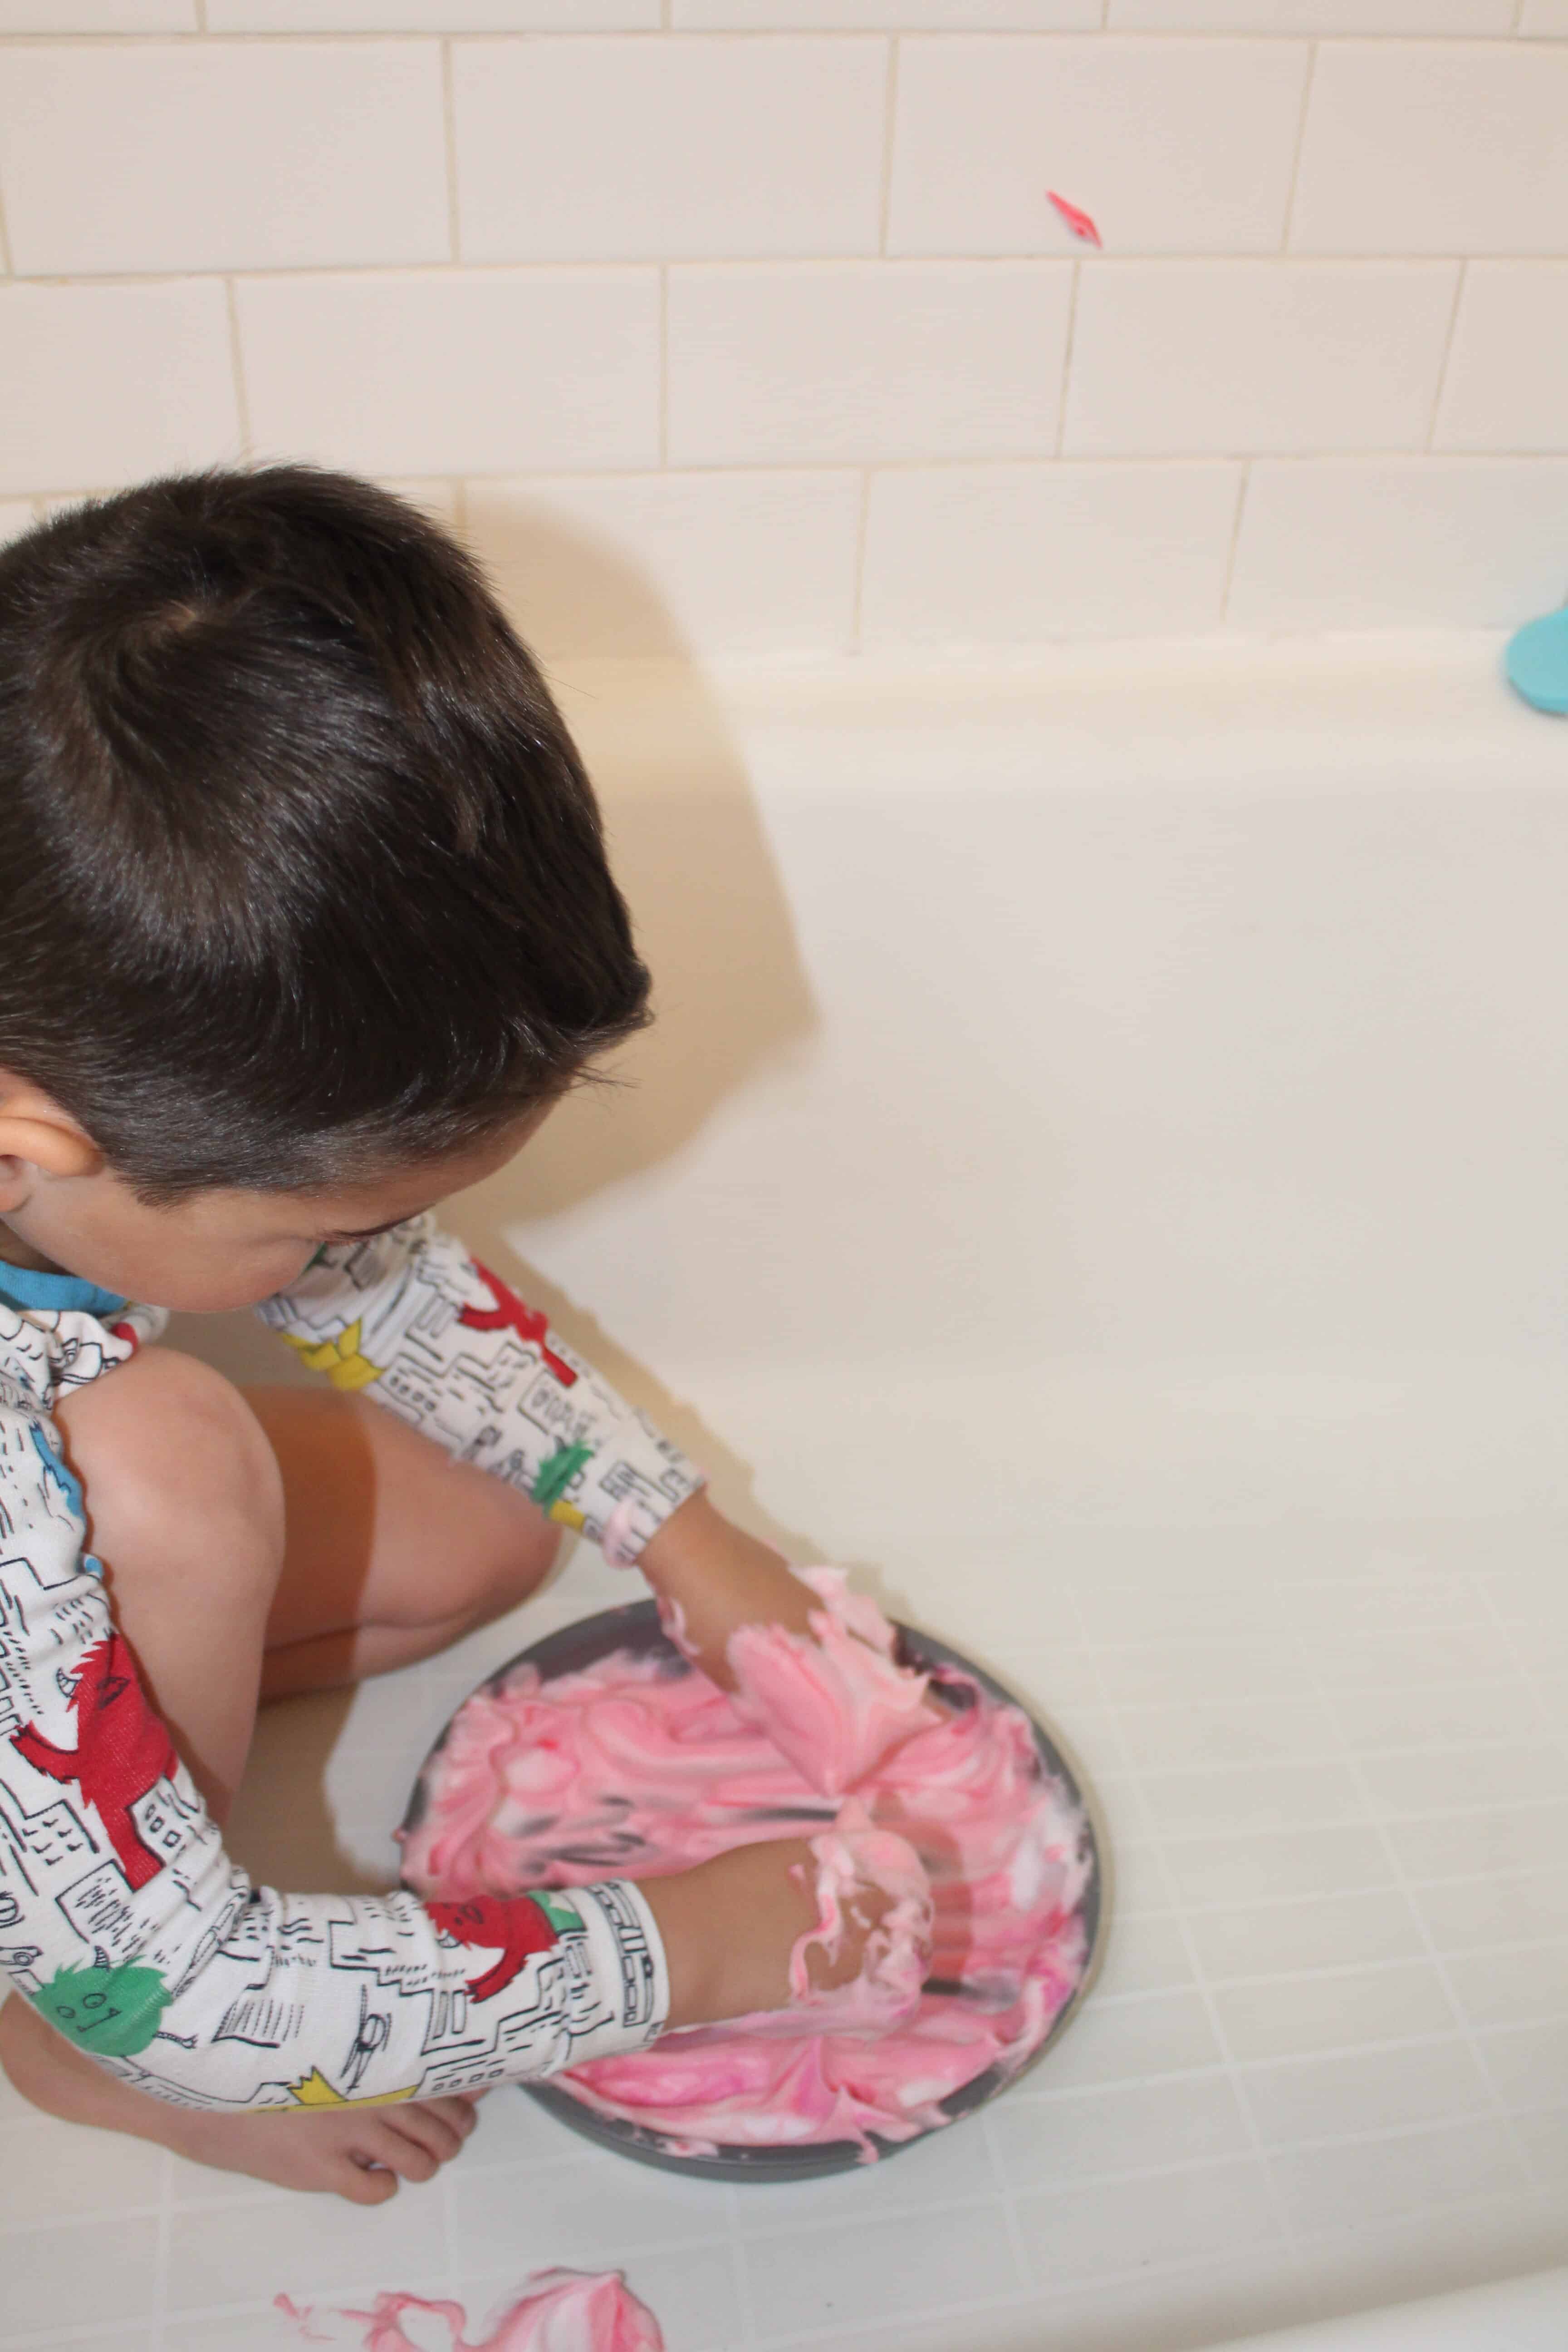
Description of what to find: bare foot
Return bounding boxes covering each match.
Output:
[0,1992,478,2204]
[643,1831,929,2030]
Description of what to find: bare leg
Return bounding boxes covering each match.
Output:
[0,1357,907,2196]
[245,1381,566,1699]
[0,1349,562,2201]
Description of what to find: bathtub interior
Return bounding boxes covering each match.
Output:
[3,636,1567,2351]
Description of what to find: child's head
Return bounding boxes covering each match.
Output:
[0,464,650,1309]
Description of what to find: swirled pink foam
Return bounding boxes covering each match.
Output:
[401,1573,1093,2157]
[276,2268,662,2350]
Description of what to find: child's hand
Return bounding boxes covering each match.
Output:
[642,1822,930,2034]
[637,1489,817,1690]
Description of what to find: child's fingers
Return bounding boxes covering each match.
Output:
[338,2151,401,2204]
[359,2120,443,2184]
[383,2114,464,2174]
[435,2091,485,2127]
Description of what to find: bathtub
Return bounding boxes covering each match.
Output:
[149,633,1568,2346]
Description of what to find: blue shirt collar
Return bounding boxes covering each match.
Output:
[0,1258,129,1318]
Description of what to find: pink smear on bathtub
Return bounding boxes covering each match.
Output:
[1047,190,1102,247]
[275,2269,662,2350]
[400,1572,1093,2158]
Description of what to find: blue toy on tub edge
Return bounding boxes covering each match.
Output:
[1505,608,1568,715]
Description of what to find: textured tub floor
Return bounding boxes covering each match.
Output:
[4,1495,1568,2352]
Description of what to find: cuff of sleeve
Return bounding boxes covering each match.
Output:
[568,1880,671,2063]
[600,1466,706,1570]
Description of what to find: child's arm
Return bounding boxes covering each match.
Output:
[637,1488,817,1689]
[0,1391,896,2114]
[260,1219,827,1681]
[258,1216,701,1567]
[0,1394,808,2112]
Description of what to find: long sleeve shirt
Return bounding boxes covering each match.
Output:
[0,1220,699,2110]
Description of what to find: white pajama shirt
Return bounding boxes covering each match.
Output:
[0,1218,698,2110]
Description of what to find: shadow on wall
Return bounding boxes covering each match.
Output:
[471,490,816,1224]
[168,499,819,1546]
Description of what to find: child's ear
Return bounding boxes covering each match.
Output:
[0,1073,104,1182]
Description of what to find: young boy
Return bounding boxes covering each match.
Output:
[0,464,893,2204]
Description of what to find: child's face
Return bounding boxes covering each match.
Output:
[0,1098,551,1313]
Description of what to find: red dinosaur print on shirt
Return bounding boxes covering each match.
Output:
[13,1630,180,1892]
[458,1264,578,1389]
[425,1895,561,2004]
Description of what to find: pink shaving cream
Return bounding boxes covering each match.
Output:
[400,1573,1093,2159]
[277,2268,661,2349]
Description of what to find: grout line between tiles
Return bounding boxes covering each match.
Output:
[1219,460,1250,624]
[1053,257,1080,457]
[1294,1637,1543,2197]
[22,251,1554,287]
[1088,1589,1298,2259]
[0,29,1550,44]
[147,2141,174,2350]
[222,275,251,458]
[658,264,669,468]
[848,467,872,655]
[1044,1638,1295,2271]
[979,2102,1033,2301]
[727,2218,760,2352]
[1163,1875,1303,2263]
[1279,39,1317,254]
[441,38,461,266]
[877,38,898,260]
[1426,258,1468,449]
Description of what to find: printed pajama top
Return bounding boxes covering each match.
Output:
[0,1217,699,2110]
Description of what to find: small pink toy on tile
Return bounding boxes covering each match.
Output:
[275,2271,663,2351]
[1047,190,1102,247]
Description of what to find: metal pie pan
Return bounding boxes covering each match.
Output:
[402,1600,1108,2183]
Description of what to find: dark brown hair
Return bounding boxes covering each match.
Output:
[0,464,650,1198]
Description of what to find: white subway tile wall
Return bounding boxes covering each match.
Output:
[1290,41,1568,256]
[886,37,1309,255]
[1111,3,1517,22]
[235,267,662,476]
[0,0,194,24]
[0,281,242,495]
[453,36,887,261]
[0,13,1562,651]
[0,41,451,276]
[666,260,1072,464]
[1062,259,1459,456]
[1436,264,1568,453]
[859,461,1240,643]
[465,468,865,658]
[1228,457,1568,629]
[212,3,655,20]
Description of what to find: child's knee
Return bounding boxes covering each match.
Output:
[58,1347,285,1593]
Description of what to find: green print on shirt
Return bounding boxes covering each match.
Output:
[529,1890,584,1936]
[529,1442,594,1512]
[35,1961,170,2056]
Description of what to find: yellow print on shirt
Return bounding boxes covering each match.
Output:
[286,2067,418,2109]
[281,1319,385,1393]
